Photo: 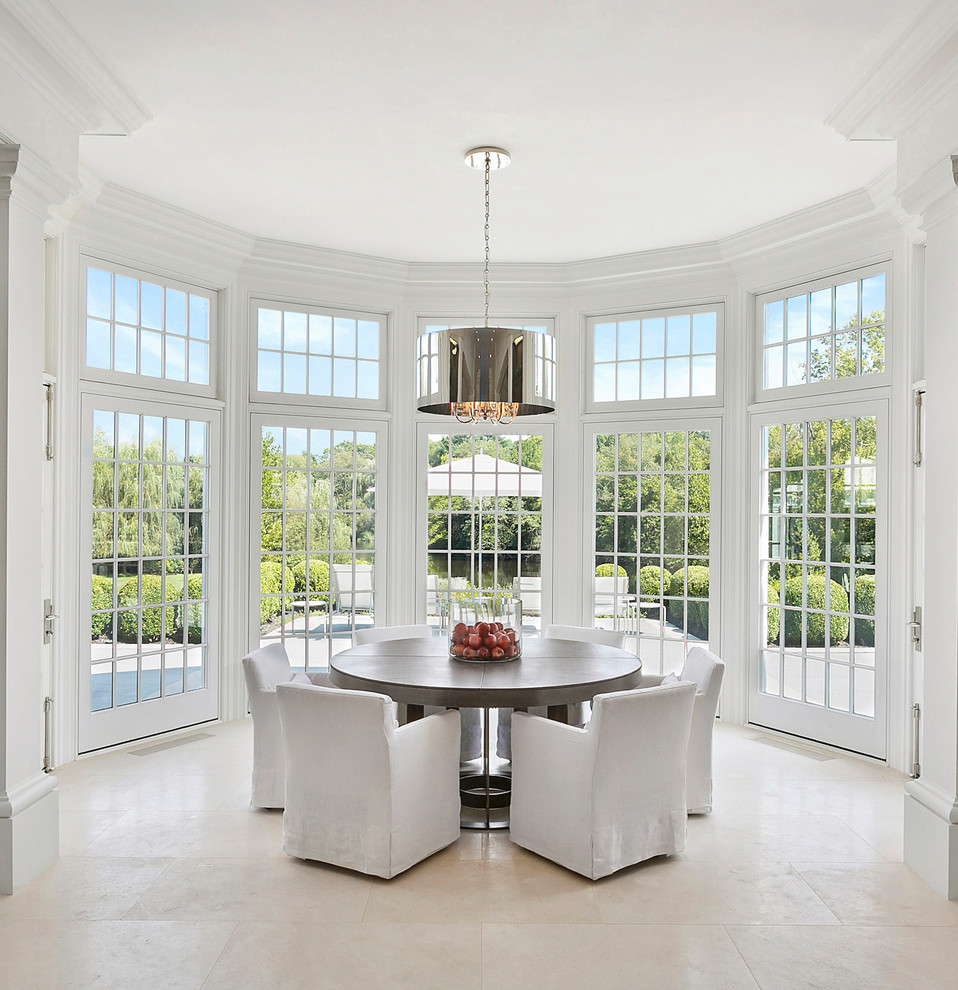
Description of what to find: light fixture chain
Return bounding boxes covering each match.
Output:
[484,151,490,327]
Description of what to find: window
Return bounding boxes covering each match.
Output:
[84,263,212,386]
[593,428,715,672]
[90,409,210,711]
[589,306,720,407]
[425,433,544,632]
[255,423,380,666]
[760,268,886,392]
[759,415,877,716]
[254,303,384,403]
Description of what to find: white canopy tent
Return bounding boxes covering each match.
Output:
[427,453,542,498]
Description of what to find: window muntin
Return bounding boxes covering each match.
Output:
[759,416,877,716]
[257,425,379,667]
[90,410,210,710]
[85,264,212,386]
[594,429,714,673]
[761,271,886,391]
[254,304,383,402]
[426,433,543,634]
[589,306,720,406]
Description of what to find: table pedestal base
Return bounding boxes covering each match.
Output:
[458,707,512,830]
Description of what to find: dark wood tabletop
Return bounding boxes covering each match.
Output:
[328,635,642,709]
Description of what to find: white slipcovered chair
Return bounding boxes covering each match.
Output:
[241,642,332,809]
[276,681,461,878]
[353,623,482,762]
[640,646,725,813]
[496,624,628,759]
[509,681,696,879]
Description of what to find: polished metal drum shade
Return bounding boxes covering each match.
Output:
[417,326,556,421]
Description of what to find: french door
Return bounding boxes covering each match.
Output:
[79,396,219,752]
[750,402,886,757]
[251,415,385,667]
[419,426,552,634]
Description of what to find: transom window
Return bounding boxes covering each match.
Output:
[254,303,384,403]
[760,268,886,392]
[84,263,212,386]
[589,306,720,406]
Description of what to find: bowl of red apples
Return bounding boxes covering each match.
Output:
[448,594,521,661]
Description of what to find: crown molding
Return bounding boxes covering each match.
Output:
[0,142,75,222]
[827,0,958,141]
[0,0,149,135]
[242,237,411,287]
[73,181,254,287]
[897,154,958,229]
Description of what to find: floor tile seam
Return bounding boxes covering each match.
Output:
[118,855,180,921]
[717,923,765,988]
[198,919,241,990]
[783,861,847,926]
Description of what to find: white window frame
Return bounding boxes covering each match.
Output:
[748,397,888,758]
[586,303,725,414]
[584,415,721,674]
[249,297,388,411]
[754,262,891,403]
[78,392,220,753]
[248,412,388,666]
[416,421,555,628]
[80,255,218,399]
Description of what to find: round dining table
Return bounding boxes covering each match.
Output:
[329,635,642,829]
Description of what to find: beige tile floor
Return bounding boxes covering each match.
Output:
[4,720,958,989]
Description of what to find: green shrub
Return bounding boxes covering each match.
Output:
[666,566,709,639]
[116,574,166,643]
[594,562,627,578]
[91,576,113,639]
[291,558,330,602]
[186,573,204,643]
[639,565,671,598]
[853,573,876,647]
[766,581,780,644]
[260,560,283,626]
[781,576,849,646]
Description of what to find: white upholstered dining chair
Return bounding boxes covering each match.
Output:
[496,624,629,759]
[640,646,725,813]
[276,681,461,878]
[509,681,696,879]
[352,623,482,761]
[241,642,332,809]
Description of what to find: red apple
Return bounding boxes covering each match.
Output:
[476,621,489,637]
[491,647,504,659]
[463,646,477,659]
[496,633,510,650]
[477,646,490,658]
[467,633,481,649]
[483,634,497,649]
[453,643,465,656]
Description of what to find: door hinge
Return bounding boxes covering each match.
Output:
[907,605,922,652]
[43,599,58,644]
[912,703,921,778]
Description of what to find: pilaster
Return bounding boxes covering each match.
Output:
[0,143,60,893]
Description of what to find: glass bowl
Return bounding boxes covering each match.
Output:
[448,593,521,662]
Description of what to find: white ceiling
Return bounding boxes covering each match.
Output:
[57,0,920,263]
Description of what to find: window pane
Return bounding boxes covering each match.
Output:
[86,319,112,369]
[692,312,716,353]
[594,323,616,362]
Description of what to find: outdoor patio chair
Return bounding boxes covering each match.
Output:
[509,681,696,879]
[241,642,332,809]
[276,681,461,878]
[640,646,725,813]
[330,562,375,613]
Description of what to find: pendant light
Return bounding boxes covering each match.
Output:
[416,147,556,423]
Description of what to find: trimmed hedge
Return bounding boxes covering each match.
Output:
[666,566,709,639]
[91,576,113,638]
[292,558,330,601]
[854,573,875,647]
[260,560,283,626]
[639,565,671,598]
[595,563,627,578]
[772,576,849,647]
